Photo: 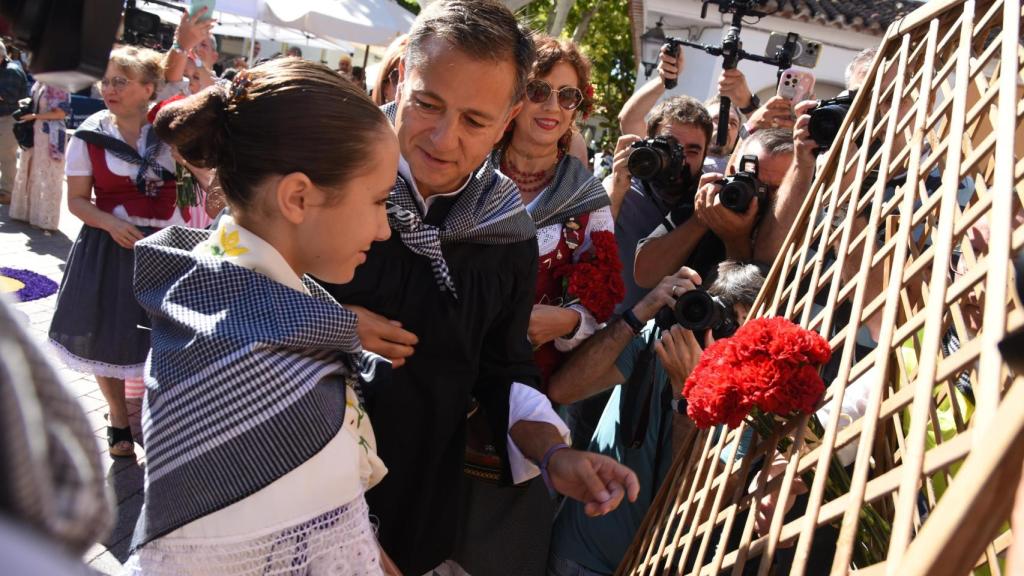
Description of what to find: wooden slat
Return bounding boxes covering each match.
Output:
[620,0,1022,573]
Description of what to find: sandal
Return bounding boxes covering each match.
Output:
[107,425,136,458]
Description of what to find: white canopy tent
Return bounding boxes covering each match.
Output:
[214,0,415,47]
[138,1,356,52]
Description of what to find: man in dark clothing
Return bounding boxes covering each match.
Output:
[0,40,27,204]
[318,2,639,573]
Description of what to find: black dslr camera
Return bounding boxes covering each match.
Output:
[718,154,767,213]
[808,89,857,152]
[656,287,738,340]
[628,135,687,190]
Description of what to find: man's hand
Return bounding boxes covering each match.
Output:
[745,96,796,132]
[348,305,418,368]
[654,325,703,397]
[175,9,215,52]
[608,134,641,195]
[718,68,753,110]
[528,304,580,347]
[658,45,683,84]
[632,267,702,323]
[792,99,823,169]
[694,172,757,258]
[547,449,641,517]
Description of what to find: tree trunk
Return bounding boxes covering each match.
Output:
[572,0,600,43]
[547,0,575,36]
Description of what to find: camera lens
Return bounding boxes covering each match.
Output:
[719,179,755,213]
[674,290,717,331]
[628,146,664,180]
[808,105,848,150]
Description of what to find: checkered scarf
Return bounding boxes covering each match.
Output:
[74,111,175,196]
[492,150,610,229]
[131,226,369,547]
[0,295,113,554]
[382,103,537,298]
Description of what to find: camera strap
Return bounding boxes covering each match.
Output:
[622,327,661,450]
[640,179,678,233]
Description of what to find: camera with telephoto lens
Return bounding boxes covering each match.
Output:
[655,286,738,340]
[718,154,767,213]
[628,135,686,191]
[808,89,857,152]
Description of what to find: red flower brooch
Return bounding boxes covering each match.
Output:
[682,317,832,429]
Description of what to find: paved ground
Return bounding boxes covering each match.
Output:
[1,186,142,575]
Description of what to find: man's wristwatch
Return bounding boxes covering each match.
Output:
[738,93,761,115]
[622,309,644,335]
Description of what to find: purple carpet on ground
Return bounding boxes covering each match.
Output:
[0,267,59,302]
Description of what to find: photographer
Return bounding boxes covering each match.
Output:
[547,261,766,576]
[753,49,875,265]
[617,47,746,176]
[605,92,712,318]
[634,127,794,288]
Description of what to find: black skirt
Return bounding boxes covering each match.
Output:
[48,223,155,379]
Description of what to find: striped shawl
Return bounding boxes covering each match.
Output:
[130,226,366,548]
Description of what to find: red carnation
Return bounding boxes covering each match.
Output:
[683,317,831,428]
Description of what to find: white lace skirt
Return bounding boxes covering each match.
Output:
[123,496,382,576]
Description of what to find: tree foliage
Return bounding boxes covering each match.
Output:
[517,0,635,150]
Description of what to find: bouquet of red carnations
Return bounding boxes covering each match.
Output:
[682,316,889,567]
[683,316,831,428]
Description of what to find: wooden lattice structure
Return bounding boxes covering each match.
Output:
[619,0,1024,573]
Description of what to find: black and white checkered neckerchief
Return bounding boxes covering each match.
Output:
[381,102,536,299]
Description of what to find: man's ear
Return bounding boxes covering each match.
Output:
[497,101,525,145]
[274,172,316,225]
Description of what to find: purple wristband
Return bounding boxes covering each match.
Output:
[539,442,570,497]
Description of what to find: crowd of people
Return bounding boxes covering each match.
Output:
[2,0,1001,574]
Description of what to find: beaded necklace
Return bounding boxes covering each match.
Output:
[501,147,564,197]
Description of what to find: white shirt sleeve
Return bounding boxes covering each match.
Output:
[506,382,571,484]
[64,135,92,177]
[554,304,599,352]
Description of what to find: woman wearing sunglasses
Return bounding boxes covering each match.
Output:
[495,36,624,390]
[49,46,188,459]
[456,36,625,576]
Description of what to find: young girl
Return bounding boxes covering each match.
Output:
[124,59,397,575]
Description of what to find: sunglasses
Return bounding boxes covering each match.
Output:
[525,79,584,111]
